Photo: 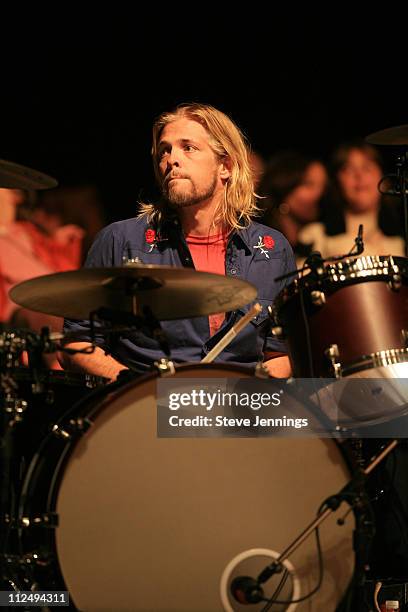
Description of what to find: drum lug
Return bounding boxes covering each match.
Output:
[402,329,408,348]
[51,417,92,440]
[271,326,285,340]
[325,344,342,378]
[267,305,285,340]
[4,396,28,416]
[389,273,402,291]
[310,290,326,306]
[154,358,176,377]
[254,362,270,378]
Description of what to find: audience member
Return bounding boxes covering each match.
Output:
[298,141,405,258]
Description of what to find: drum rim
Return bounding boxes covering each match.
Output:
[340,347,408,377]
[274,254,408,311]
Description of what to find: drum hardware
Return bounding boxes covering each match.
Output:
[401,329,408,347]
[0,331,27,369]
[2,552,46,567]
[18,514,58,529]
[310,289,326,306]
[390,273,402,291]
[340,348,408,377]
[2,513,57,529]
[270,324,284,340]
[153,358,176,377]
[254,361,270,378]
[0,329,108,583]
[267,305,285,341]
[51,417,92,440]
[229,440,397,610]
[3,396,28,427]
[324,343,342,379]
[122,256,143,265]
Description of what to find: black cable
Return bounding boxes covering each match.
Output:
[259,526,324,608]
[298,285,314,379]
[298,283,325,417]
[260,569,289,611]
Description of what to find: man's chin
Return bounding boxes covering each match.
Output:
[165,189,197,208]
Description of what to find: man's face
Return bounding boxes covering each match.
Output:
[157,118,227,208]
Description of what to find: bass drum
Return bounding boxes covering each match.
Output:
[18,364,355,611]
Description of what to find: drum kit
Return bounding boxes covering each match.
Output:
[0,126,407,611]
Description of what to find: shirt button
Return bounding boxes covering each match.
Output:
[230,269,237,275]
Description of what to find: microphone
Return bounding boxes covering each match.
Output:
[355,224,364,255]
[230,576,264,604]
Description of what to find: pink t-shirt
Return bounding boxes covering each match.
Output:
[186,231,228,336]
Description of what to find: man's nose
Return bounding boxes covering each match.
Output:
[167,149,180,168]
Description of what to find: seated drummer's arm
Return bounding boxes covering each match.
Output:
[263,352,292,378]
[59,342,129,383]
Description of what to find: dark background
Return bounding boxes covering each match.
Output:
[1,14,406,224]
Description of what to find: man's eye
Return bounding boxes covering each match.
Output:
[184,145,196,152]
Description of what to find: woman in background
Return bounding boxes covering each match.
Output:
[258,151,328,260]
[298,141,405,258]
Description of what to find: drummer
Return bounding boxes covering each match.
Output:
[61,103,295,381]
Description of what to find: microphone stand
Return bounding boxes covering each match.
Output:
[231,440,398,609]
[378,149,408,257]
[395,151,408,257]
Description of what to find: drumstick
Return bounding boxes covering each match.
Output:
[201,303,262,364]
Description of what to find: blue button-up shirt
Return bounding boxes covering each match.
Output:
[63,215,296,372]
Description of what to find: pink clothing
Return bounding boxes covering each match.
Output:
[0,221,82,322]
[186,231,228,336]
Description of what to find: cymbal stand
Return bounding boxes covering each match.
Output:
[90,306,172,361]
[379,149,408,257]
[395,151,408,257]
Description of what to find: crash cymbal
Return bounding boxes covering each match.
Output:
[0,158,58,190]
[366,124,408,146]
[9,265,258,321]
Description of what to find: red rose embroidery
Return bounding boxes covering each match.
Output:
[145,229,156,244]
[263,235,274,249]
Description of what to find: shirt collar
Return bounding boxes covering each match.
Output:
[156,216,252,253]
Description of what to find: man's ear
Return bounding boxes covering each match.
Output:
[219,155,232,181]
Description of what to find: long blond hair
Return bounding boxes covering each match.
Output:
[138,103,260,230]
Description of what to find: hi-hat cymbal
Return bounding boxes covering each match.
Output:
[366,124,408,146]
[9,265,258,321]
[0,158,58,190]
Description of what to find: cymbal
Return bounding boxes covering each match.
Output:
[0,158,58,190]
[366,124,408,146]
[9,265,258,321]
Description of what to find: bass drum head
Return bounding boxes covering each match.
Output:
[54,364,355,611]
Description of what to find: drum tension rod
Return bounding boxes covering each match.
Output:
[51,417,92,440]
[324,344,342,378]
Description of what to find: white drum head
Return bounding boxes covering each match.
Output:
[55,366,355,611]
